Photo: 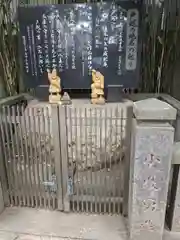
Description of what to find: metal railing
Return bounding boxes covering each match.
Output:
[0,100,132,214]
[2,92,180,221]
[65,104,131,214]
[0,104,58,209]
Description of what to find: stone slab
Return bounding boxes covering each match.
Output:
[0,232,127,240]
[163,228,180,240]
[128,121,174,240]
[0,232,17,240]
[0,208,179,240]
[0,208,126,240]
[17,235,66,240]
[133,98,177,120]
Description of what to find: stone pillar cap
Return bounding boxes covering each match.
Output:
[133,98,177,120]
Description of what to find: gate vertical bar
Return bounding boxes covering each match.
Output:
[119,107,124,214]
[99,108,103,213]
[114,107,118,214]
[17,106,28,206]
[30,107,38,208]
[122,104,133,216]
[94,108,98,213]
[12,106,23,206]
[32,107,41,208]
[51,104,63,210]
[2,107,14,205]
[67,107,74,211]
[79,107,84,212]
[7,106,18,206]
[84,107,88,212]
[26,107,34,208]
[41,107,48,208]
[0,116,9,206]
[74,107,80,212]
[36,107,45,207]
[58,106,70,212]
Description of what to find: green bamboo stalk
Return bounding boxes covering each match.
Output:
[0,0,19,96]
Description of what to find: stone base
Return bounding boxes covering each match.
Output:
[49,94,61,104]
[130,229,163,240]
[91,96,105,105]
[0,207,125,240]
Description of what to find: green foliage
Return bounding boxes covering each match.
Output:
[140,0,180,94]
[0,0,19,96]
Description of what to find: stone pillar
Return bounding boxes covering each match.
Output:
[128,98,177,240]
[167,141,180,232]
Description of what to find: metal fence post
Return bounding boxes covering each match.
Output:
[0,109,10,206]
[58,105,70,212]
[123,104,133,216]
[0,136,8,207]
[51,104,63,210]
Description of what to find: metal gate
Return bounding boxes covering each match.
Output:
[0,104,60,209]
[0,102,132,214]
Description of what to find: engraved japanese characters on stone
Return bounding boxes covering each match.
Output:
[129,126,174,240]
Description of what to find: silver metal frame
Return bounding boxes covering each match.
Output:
[0,101,132,214]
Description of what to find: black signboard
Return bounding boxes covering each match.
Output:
[18,2,141,90]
